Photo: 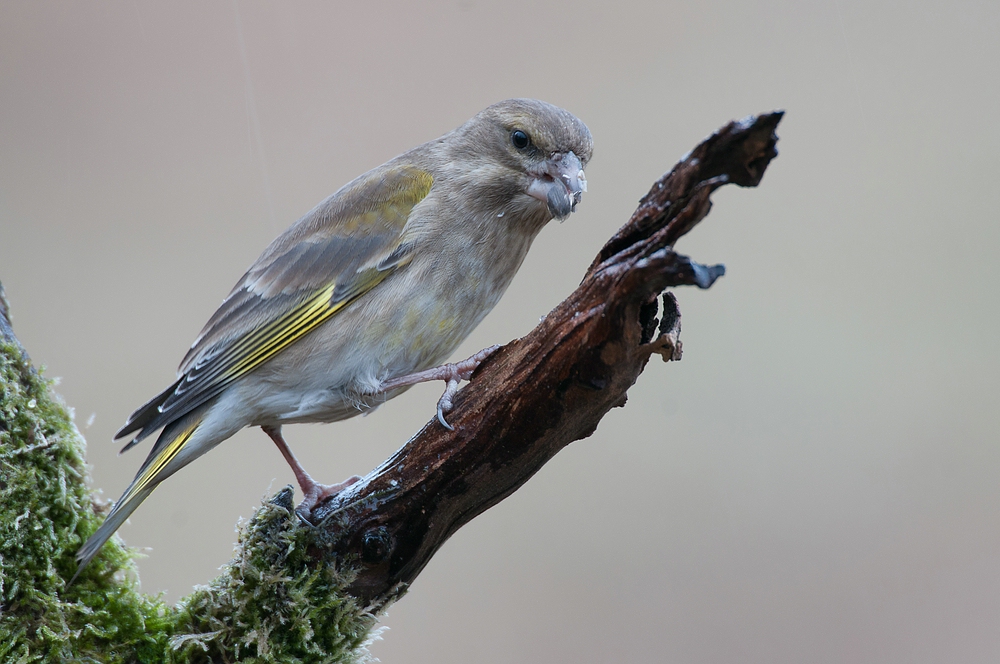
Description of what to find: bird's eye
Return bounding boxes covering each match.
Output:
[511,129,530,150]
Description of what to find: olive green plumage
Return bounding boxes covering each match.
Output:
[76,98,593,574]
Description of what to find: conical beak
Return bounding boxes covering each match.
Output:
[526,151,588,220]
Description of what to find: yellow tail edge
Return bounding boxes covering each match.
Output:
[71,417,201,582]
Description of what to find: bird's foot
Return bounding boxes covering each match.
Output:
[378,344,501,431]
[297,474,363,514]
[262,424,363,515]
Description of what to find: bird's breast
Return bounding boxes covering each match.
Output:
[246,205,543,425]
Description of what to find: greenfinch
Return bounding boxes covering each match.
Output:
[76,98,592,574]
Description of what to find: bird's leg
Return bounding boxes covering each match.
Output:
[377,344,501,431]
[261,425,361,512]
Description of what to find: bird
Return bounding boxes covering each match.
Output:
[75,98,592,576]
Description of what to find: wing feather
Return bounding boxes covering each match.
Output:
[115,164,432,444]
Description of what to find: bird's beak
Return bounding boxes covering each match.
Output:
[526,151,587,220]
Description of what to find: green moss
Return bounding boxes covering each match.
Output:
[171,488,379,663]
[0,339,166,662]
[0,340,378,663]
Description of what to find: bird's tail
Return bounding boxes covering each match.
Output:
[73,412,204,581]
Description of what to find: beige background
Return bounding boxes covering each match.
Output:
[2,1,999,662]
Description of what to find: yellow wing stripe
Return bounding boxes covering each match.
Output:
[220,268,392,381]
[157,167,432,424]
[225,283,340,378]
[119,418,200,507]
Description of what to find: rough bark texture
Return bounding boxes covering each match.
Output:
[311,111,783,606]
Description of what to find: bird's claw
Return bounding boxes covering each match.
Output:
[436,377,462,430]
[434,345,500,430]
[294,507,318,528]
[295,474,363,518]
[379,344,501,431]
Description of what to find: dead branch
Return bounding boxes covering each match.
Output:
[306,111,784,607]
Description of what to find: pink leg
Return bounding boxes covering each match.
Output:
[378,345,500,431]
[261,425,361,512]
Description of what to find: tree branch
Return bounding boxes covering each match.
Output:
[311,111,783,606]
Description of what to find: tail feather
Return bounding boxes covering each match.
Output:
[72,482,156,582]
[114,377,183,450]
[73,415,202,581]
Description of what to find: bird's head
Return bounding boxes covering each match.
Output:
[455,99,593,221]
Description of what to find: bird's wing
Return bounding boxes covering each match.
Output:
[116,164,433,448]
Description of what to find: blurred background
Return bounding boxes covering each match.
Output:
[2,1,998,662]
